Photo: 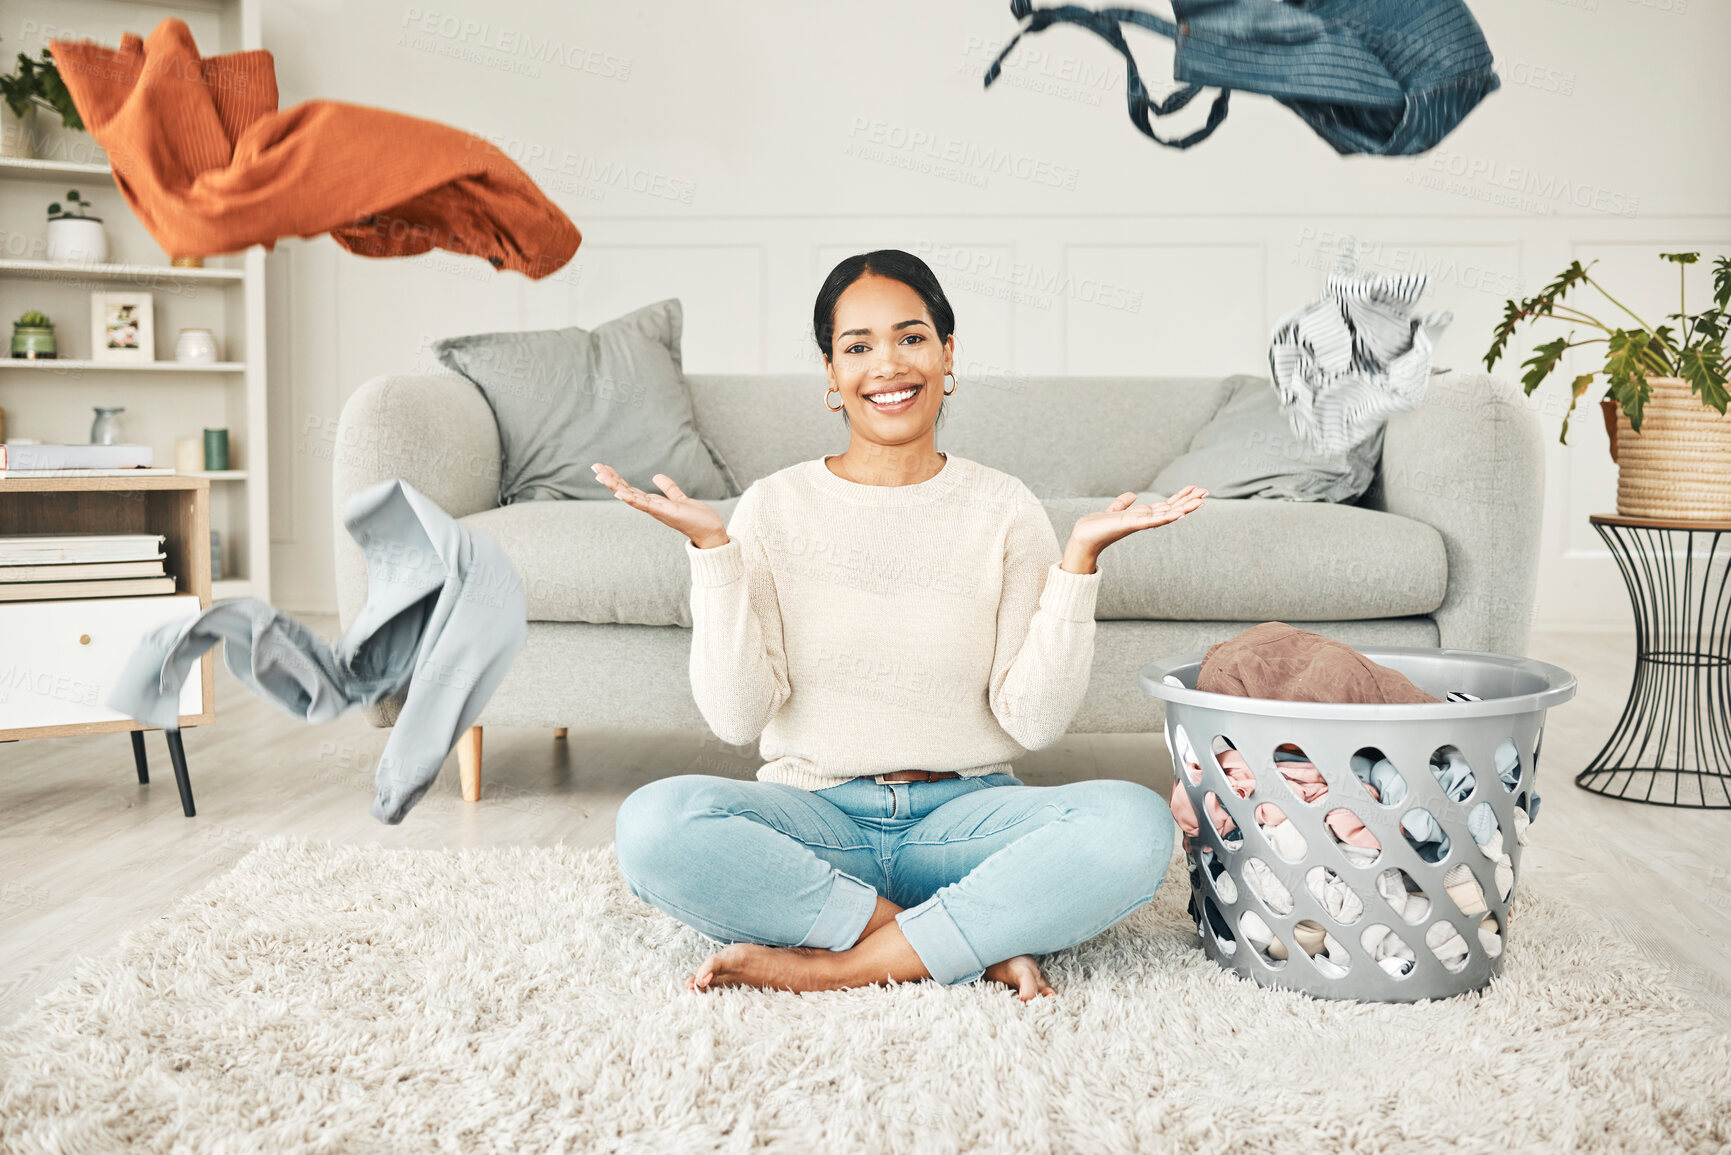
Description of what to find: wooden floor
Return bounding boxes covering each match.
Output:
[4,626,1730,1031]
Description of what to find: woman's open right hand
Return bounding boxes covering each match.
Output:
[591,463,729,549]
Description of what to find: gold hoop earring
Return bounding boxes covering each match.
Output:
[824,387,844,412]
[943,374,956,396]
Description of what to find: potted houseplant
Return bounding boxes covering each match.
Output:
[0,53,38,159]
[1485,252,1730,521]
[46,188,107,265]
[0,48,83,161]
[11,309,55,359]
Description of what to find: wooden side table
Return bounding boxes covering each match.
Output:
[1578,514,1731,807]
[0,475,214,816]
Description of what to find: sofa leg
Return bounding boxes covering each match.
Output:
[458,726,482,802]
[553,727,567,740]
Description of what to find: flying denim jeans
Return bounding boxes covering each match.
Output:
[613,772,1176,986]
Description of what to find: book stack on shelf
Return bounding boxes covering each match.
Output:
[0,443,167,478]
[0,533,176,601]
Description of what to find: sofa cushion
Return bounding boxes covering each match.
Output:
[434,299,738,505]
[462,496,741,627]
[1045,494,1447,621]
[466,490,1445,627]
[1150,373,1384,504]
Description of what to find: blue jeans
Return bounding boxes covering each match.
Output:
[613,772,1176,986]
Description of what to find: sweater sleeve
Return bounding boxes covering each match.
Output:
[686,485,791,746]
[986,491,1101,751]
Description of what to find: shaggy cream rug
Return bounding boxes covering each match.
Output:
[3,836,1728,1154]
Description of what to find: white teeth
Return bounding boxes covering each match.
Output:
[868,387,917,405]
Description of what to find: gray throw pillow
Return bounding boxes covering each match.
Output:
[1150,373,1382,503]
[434,298,739,504]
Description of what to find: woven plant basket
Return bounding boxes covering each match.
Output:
[1607,377,1731,520]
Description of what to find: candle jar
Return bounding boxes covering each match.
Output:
[203,427,230,471]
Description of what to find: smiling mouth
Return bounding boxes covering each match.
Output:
[863,384,922,409]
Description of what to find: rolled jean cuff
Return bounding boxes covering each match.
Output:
[896,894,987,985]
[796,869,878,951]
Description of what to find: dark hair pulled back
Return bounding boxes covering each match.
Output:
[812,249,956,365]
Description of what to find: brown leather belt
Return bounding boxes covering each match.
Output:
[879,769,961,783]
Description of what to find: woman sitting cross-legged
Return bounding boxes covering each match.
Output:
[596,248,1206,1001]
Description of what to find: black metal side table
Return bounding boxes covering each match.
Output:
[1578,515,1731,807]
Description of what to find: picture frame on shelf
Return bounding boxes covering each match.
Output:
[90,290,154,362]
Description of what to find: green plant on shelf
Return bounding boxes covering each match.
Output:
[0,48,83,130]
[11,308,56,358]
[47,189,98,222]
[1484,252,1731,443]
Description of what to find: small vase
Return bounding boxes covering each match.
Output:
[45,217,108,265]
[91,407,124,445]
[0,105,35,159]
[174,328,219,363]
[10,325,56,359]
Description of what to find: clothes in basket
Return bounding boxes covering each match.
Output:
[1166,623,1538,978]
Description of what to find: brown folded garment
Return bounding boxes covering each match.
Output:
[51,19,580,278]
[1196,621,1440,704]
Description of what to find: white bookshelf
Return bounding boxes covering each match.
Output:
[0,0,269,601]
[0,257,244,283]
[0,359,246,372]
[0,157,111,182]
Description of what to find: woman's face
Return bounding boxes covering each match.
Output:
[825,273,954,440]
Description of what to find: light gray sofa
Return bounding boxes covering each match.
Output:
[334,371,1543,800]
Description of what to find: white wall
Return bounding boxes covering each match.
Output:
[257,0,1730,629]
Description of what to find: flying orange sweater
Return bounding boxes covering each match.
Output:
[51,19,579,277]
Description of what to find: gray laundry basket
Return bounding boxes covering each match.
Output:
[1140,646,1576,1002]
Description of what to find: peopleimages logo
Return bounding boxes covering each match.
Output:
[1290,229,1526,298]
[1407,148,1639,218]
[472,134,697,205]
[399,8,632,80]
[1495,59,1577,97]
[957,34,1121,107]
[913,241,1143,314]
[845,117,1080,191]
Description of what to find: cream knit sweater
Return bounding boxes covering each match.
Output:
[684,452,1101,791]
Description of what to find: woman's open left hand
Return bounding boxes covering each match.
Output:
[1066,485,1207,562]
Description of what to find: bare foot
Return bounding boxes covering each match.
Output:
[983,954,1056,1001]
[688,943,837,994]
